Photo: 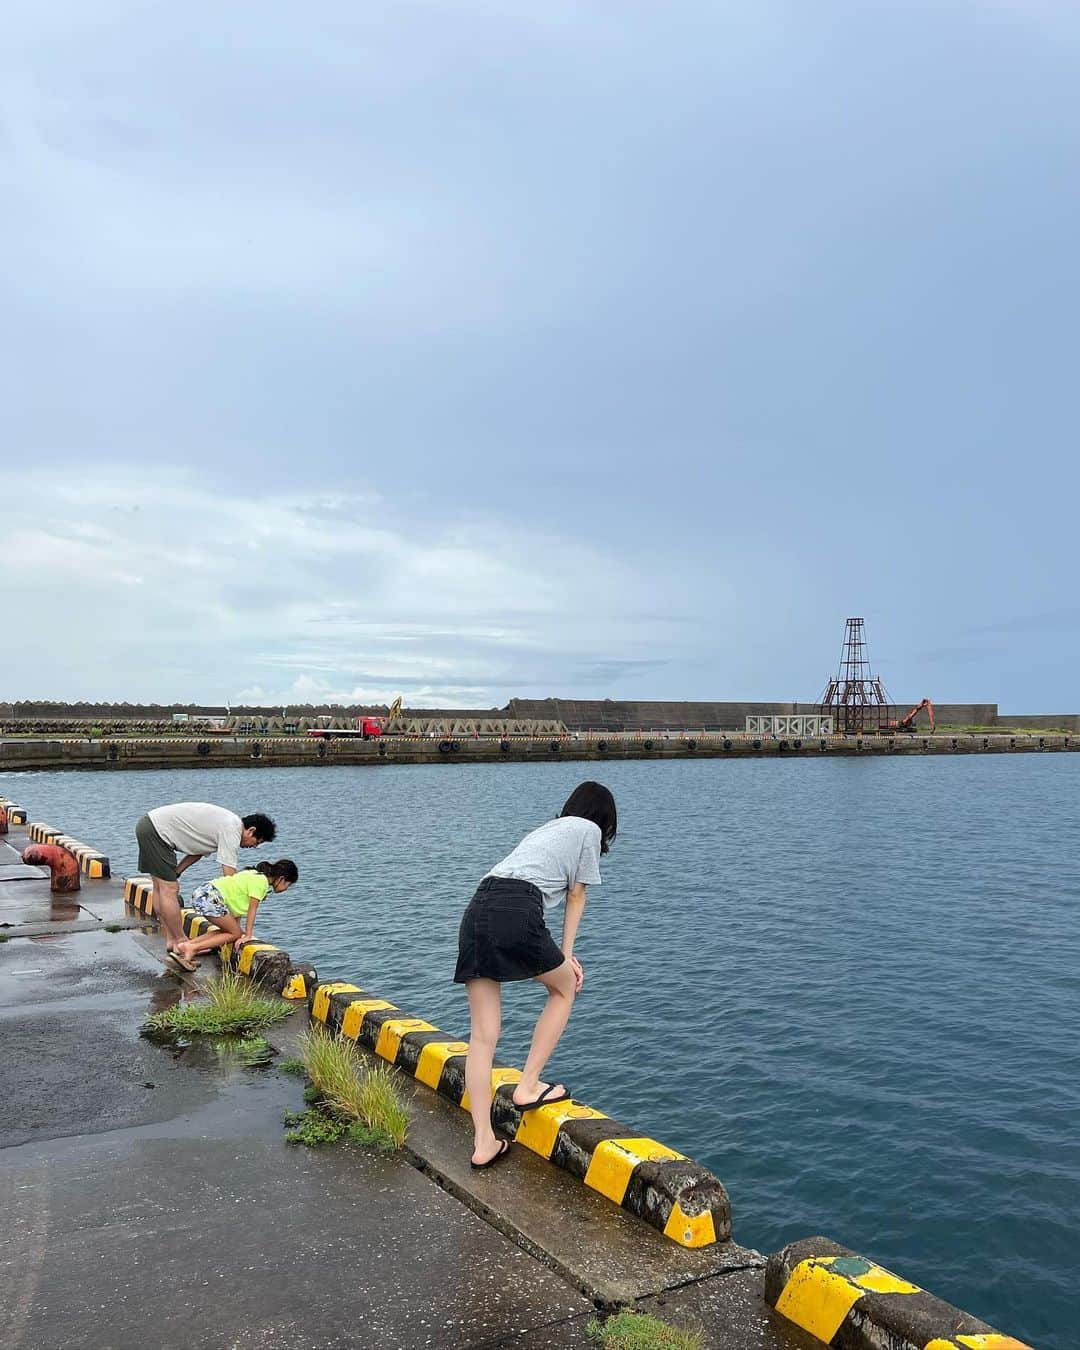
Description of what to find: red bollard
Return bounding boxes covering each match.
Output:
[0,805,8,835]
[23,843,81,894]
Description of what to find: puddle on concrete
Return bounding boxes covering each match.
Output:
[141,1024,277,1070]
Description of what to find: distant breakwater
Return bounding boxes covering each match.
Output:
[0,731,1076,772]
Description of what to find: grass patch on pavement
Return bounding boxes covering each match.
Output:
[588,1310,703,1350]
[284,1107,349,1147]
[283,1108,400,1152]
[285,1029,409,1151]
[278,1057,306,1075]
[145,969,293,1037]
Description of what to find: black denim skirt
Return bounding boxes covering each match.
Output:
[453,876,566,983]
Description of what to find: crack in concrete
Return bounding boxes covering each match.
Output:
[0,917,145,938]
[0,1162,50,1350]
[642,1259,768,1296]
[470,1308,597,1348]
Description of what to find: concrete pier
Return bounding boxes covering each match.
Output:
[0,816,813,1349]
[0,808,1037,1349]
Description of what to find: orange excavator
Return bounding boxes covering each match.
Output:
[884,699,935,734]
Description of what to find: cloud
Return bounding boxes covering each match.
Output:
[3,2,1079,711]
[0,464,692,705]
[965,608,1080,636]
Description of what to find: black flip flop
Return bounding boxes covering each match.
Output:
[470,1139,512,1170]
[514,1084,571,1112]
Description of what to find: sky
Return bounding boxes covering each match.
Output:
[2,1,1079,711]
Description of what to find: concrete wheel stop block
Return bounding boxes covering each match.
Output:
[765,1236,1033,1349]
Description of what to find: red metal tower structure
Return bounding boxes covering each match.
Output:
[819,617,895,734]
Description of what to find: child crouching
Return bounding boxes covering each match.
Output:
[169,859,298,970]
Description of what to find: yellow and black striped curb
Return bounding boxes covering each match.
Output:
[123,876,316,999]
[26,822,110,877]
[764,1237,1033,1349]
[125,875,156,915]
[308,978,730,1248]
[0,797,28,825]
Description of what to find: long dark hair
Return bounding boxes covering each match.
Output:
[560,781,617,854]
[255,858,299,884]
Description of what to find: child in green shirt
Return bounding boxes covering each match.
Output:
[168,859,298,970]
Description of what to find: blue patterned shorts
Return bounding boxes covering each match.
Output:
[188,881,229,919]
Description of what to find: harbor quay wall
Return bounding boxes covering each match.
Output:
[0,729,1076,772]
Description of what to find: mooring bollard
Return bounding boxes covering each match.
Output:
[22,843,81,894]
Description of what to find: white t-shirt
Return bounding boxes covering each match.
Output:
[485,816,602,909]
[148,802,243,871]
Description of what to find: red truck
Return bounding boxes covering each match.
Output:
[307,717,384,740]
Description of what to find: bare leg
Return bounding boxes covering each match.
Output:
[153,878,186,951]
[465,979,503,1165]
[513,960,577,1107]
[176,913,242,960]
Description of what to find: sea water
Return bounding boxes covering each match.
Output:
[7,753,1077,1349]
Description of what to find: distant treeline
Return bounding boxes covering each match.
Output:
[0,700,501,719]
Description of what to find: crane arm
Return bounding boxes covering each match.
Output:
[897,698,934,731]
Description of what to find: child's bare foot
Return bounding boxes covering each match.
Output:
[512,1081,570,1111]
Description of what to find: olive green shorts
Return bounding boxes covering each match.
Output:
[135,814,177,882]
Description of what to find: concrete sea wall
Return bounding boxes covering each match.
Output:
[998,712,1080,732]
[506,698,1006,730]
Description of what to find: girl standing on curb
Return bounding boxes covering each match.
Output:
[454,781,617,1169]
[169,859,299,970]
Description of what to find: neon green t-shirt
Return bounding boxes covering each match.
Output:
[213,870,270,918]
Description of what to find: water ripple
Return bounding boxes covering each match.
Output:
[6,753,1078,1349]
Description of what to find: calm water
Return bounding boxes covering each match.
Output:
[4,755,1077,1349]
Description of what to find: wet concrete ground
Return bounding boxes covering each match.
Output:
[0,820,813,1349]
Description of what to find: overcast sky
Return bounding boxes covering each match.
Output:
[3,1,1078,710]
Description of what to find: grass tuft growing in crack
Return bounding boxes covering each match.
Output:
[145,969,293,1037]
[587,1310,703,1350]
[288,1029,409,1150]
[355,1063,410,1147]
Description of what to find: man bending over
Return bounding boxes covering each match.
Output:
[134,802,276,971]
